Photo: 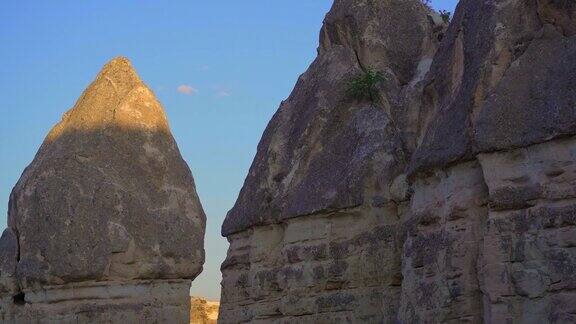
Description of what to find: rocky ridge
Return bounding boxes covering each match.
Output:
[220,0,576,323]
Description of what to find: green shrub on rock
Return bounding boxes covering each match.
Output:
[346,69,384,102]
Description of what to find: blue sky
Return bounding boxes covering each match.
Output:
[0,0,458,300]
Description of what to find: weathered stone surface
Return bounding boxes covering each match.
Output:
[409,0,540,173]
[221,0,576,323]
[1,57,206,322]
[537,0,576,36]
[399,0,576,322]
[410,0,576,173]
[1,280,191,324]
[222,0,443,237]
[220,208,403,323]
[319,0,443,84]
[220,0,443,322]
[475,29,576,152]
[477,137,576,324]
[399,161,488,323]
[0,229,18,295]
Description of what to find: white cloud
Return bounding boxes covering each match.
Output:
[177,84,198,95]
[217,90,231,97]
[213,85,231,98]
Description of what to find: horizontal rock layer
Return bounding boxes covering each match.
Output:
[0,280,191,323]
[220,206,403,323]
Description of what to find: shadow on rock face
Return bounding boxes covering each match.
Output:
[6,126,206,291]
[537,0,576,36]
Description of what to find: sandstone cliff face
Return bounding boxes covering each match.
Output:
[0,57,206,323]
[220,0,444,322]
[403,1,576,322]
[221,0,576,323]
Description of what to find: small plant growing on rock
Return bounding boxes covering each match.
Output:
[439,10,451,23]
[346,69,384,102]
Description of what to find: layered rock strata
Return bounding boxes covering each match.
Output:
[0,57,206,323]
[402,1,576,322]
[221,0,576,323]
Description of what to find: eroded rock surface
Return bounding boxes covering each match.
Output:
[221,0,576,323]
[0,57,206,323]
[222,0,442,235]
[220,0,444,322]
[401,1,576,321]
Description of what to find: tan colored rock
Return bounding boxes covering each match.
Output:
[400,161,488,323]
[401,0,576,323]
[1,280,192,324]
[477,137,576,323]
[220,207,403,323]
[190,297,219,324]
[0,57,206,323]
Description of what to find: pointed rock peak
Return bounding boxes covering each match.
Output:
[46,56,169,142]
[104,56,133,68]
[6,63,206,308]
[96,56,143,90]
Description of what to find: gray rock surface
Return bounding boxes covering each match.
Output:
[0,57,206,322]
[220,0,444,322]
[222,0,442,236]
[475,29,576,152]
[221,0,576,323]
[410,0,576,174]
[0,229,18,295]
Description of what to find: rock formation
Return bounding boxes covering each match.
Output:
[404,0,576,322]
[220,0,444,322]
[0,57,206,323]
[190,297,219,324]
[220,0,576,323]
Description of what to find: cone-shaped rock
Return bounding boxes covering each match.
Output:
[0,57,206,322]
